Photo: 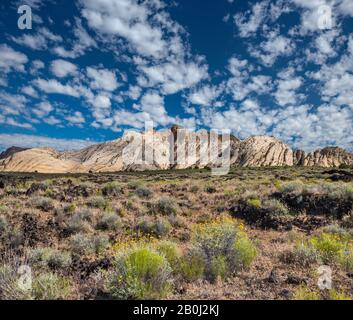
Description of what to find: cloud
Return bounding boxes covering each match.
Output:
[188,85,221,106]
[79,0,170,59]
[2,118,33,129]
[86,67,119,92]
[138,60,208,95]
[32,101,54,117]
[65,111,85,125]
[80,0,208,95]
[0,92,27,116]
[21,86,38,98]
[0,44,28,73]
[249,31,295,66]
[50,59,78,78]
[11,27,62,51]
[33,79,80,97]
[52,19,97,58]
[0,134,97,151]
[226,57,273,101]
[234,1,269,37]
[274,68,303,106]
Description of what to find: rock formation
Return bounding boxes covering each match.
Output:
[293,147,353,167]
[0,127,352,173]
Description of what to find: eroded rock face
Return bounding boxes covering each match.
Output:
[234,136,294,167]
[0,128,352,173]
[293,147,353,168]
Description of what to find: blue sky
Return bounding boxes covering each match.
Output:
[1,0,353,152]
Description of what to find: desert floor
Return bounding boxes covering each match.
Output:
[0,167,353,300]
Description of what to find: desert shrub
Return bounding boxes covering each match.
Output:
[178,248,205,282]
[92,235,110,254]
[32,273,71,300]
[328,184,353,200]
[137,216,172,238]
[150,197,178,215]
[341,212,353,228]
[127,181,142,190]
[0,262,33,300]
[101,182,123,197]
[309,233,345,264]
[280,181,304,195]
[108,244,172,299]
[0,215,9,236]
[284,242,320,267]
[168,214,186,228]
[87,196,111,210]
[338,244,353,272]
[69,233,110,255]
[209,255,227,282]
[288,232,353,268]
[246,197,261,209]
[66,209,93,234]
[96,212,121,231]
[324,224,351,239]
[63,203,76,214]
[29,248,72,269]
[329,289,353,300]
[292,286,320,300]
[31,196,54,211]
[233,234,258,269]
[262,199,290,217]
[7,228,24,248]
[156,241,181,271]
[190,217,257,282]
[135,186,153,199]
[293,286,352,300]
[5,186,21,196]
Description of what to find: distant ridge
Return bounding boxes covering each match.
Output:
[0,127,352,173]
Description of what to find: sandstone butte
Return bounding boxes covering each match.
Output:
[0,126,352,173]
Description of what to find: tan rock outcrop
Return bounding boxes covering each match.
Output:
[0,128,352,173]
[234,136,293,167]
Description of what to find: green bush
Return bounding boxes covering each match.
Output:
[342,213,353,228]
[280,181,304,195]
[63,203,76,214]
[66,209,93,234]
[108,245,172,299]
[286,242,320,267]
[32,273,71,300]
[29,248,72,269]
[156,241,181,271]
[309,233,344,264]
[137,216,172,238]
[150,197,178,215]
[102,182,123,196]
[87,196,111,210]
[0,215,9,236]
[287,232,352,268]
[0,263,33,300]
[96,212,121,231]
[190,217,257,282]
[178,248,205,282]
[31,196,54,211]
[339,244,353,272]
[69,234,110,255]
[262,199,290,217]
[246,197,261,209]
[135,186,153,199]
[292,287,320,300]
